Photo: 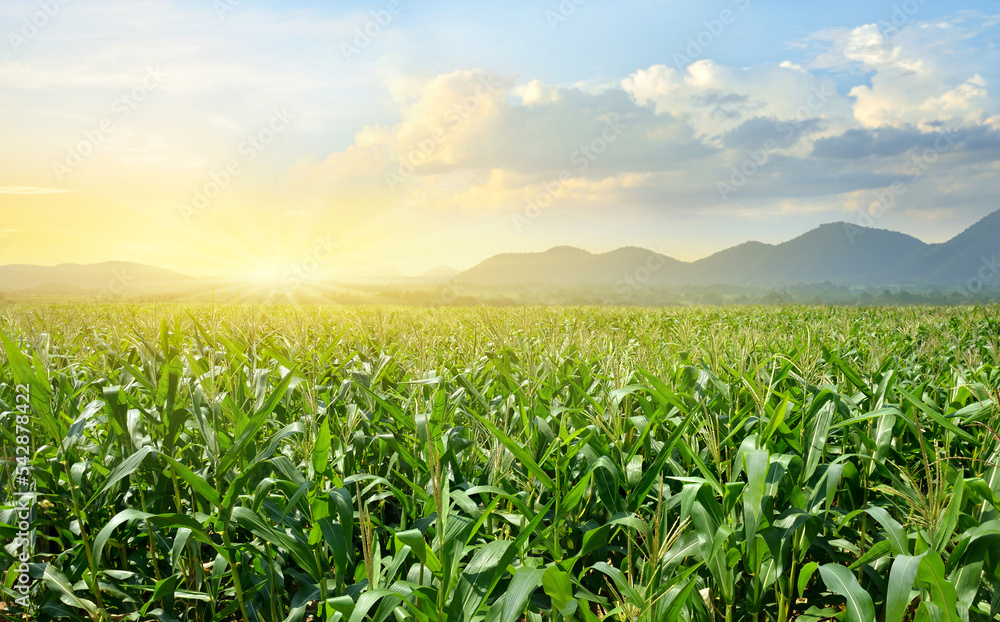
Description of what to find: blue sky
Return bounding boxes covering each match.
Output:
[1,0,999,276]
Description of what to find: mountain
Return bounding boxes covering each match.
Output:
[457,209,1000,289]
[704,223,929,286]
[457,246,685,285]
[886,209,1000,286]
[687,241,773,283]
[419,265,461,279]
[3,209,998,295]
[0,261,195,294]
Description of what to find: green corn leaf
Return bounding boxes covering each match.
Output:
[590,562,643,605]
[447,540,517,622]
[218,369,295,474]
[469,410,555,490]
[86,445,154,509]
[157,451,221,508]
[580,523,611,558]
[542,565,576,618]
[885,554,924,622]
[865,507,908,556]
[495,567,545,622]
[626,410,695,510]
[396,529,442,573]
[743,448,769,541]
[826,351,873,398]
[231,506,321,579]
[932,474,963,552]
[798,561,818,599]
[915,551,960,622]
[951,536,987,614]
[662,575,701,622]
[818,563,875,622]
[42,564,98,616]
[0,329,59,445]
[849,539,892,570]
[590,455,622,516]
[150,574,184,605]
[312,418,332,474]
[93,509,210,570]
[804,399,835,482]
[347,589,406,622]
[897,386,976,444]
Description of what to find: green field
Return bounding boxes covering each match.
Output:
[2,304,999,621]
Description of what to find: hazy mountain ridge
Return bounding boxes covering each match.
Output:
[0,261,195,294]
[457,209,1000,289]
[2,210,998,294]
[879,209,1000,286]
[717,223,930,286]
[457,246,683,285]
[420,265,461,279]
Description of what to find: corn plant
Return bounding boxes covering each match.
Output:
[0,304,998,621]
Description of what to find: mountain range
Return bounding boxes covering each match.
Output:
[457,209,1000,290]
[0,261,195,295]
[1,210,998,295]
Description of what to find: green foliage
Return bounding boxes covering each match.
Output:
[1,303,1000,621]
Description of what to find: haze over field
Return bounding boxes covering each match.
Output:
[0,0,999,288]
[3,208,1000,305]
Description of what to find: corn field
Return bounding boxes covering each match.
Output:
[2,304,1000,622]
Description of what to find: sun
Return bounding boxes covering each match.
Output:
[240,257,286,286]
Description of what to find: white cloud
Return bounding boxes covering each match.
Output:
[519,80,562,106]
[303,31,999,221]
[808,19,996,129]
[622,60,853,141]
[304,68,713,207]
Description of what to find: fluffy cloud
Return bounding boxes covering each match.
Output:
[621,60,853,141]
[309,69,713,194]
[304,14,999,221]
[810,22,994,129]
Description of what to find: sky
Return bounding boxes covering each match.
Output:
[1,0,999,279]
